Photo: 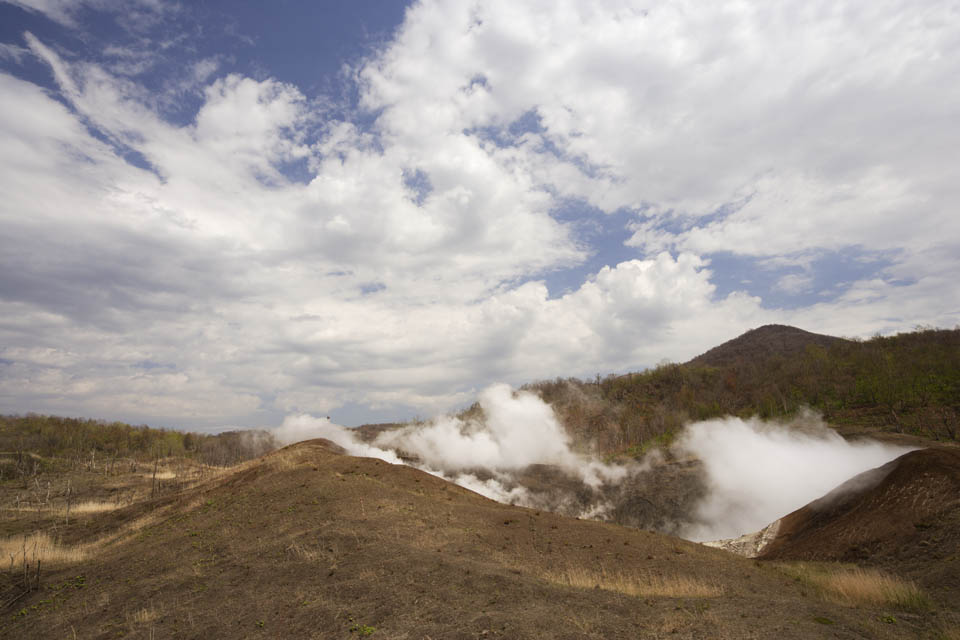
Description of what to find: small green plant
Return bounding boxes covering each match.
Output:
[255,620,264,628]
[350,623,376,636]
[51,575,86,590]
[813,616,834,625]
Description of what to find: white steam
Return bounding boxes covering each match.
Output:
[374,383,628,487]
[674,411,914,541]
[272,414,404,465]
[272,392,912,543]
[435,472,532,505]
[272,383,629,509]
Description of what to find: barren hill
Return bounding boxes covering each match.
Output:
[760,446,960,601]
[2,440,946,639]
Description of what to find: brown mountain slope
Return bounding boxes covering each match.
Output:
[1,440,943,639]
[760,447,960,602]
[688,324,846,369]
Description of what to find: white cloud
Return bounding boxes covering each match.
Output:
[774,273,814,295]
[0,42,30,63]
[6,0,173,30]
[1,1,958,426]
[4,0,84,25]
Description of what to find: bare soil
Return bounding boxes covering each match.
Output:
[1,440,953,639]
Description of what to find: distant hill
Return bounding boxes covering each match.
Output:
[526,325,960,456]
[688,324,847,368]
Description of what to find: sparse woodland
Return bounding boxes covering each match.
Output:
[523,326,960,457]
[0,414,278,479]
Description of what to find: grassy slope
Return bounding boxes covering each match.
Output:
[1,440,951,639]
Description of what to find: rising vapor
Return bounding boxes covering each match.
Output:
[673,410,914,541]
[272,384,630,509]
[273,395,913,542]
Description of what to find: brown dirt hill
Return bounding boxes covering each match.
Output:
[2,440,945,639]
[760,447,960,604]
[688,324,846,369]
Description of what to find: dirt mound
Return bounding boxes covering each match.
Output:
[760,447,960,599]
[4,439,946,639]
[688,324,845,369]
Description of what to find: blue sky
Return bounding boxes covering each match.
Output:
[1,0,958,430]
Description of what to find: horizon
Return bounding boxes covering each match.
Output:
[1,1,958,431]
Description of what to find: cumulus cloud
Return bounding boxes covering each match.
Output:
[673,411,914,541]
[0,1,958,427]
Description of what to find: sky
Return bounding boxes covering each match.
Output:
[1,0,958,431]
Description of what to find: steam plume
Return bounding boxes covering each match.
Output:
[272,384,629,509]
[673,410,914,541]
[272,392,912,542]
[374,384,627,487]
[273,414,403,465]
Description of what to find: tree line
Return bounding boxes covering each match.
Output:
[0,414,278,467]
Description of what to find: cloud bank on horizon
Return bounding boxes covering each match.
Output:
[0,0,958,428]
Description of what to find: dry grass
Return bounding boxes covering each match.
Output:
[141,471,176,480]
[2,500,122,515]
[125,605,161,633]
[656,605,723,637]
[1,497,180,573]
[936,622,960,640]
[0,532,86,567]
[130,607,159,624]
[544,565,724,598]
[67,500,122,514]
[286,541,340,570]
[777,563,931,611]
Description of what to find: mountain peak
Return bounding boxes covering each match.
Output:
[689,324,846,368]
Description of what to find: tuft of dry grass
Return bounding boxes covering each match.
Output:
[776,563,931,611]
[0,532,86,567]
[266,449,305,471]
[130,607,159,624]
[544,566,724,598]
[286,541,340,570]
[2,500,122,515]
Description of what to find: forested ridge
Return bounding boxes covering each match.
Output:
[524,325,960,456]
